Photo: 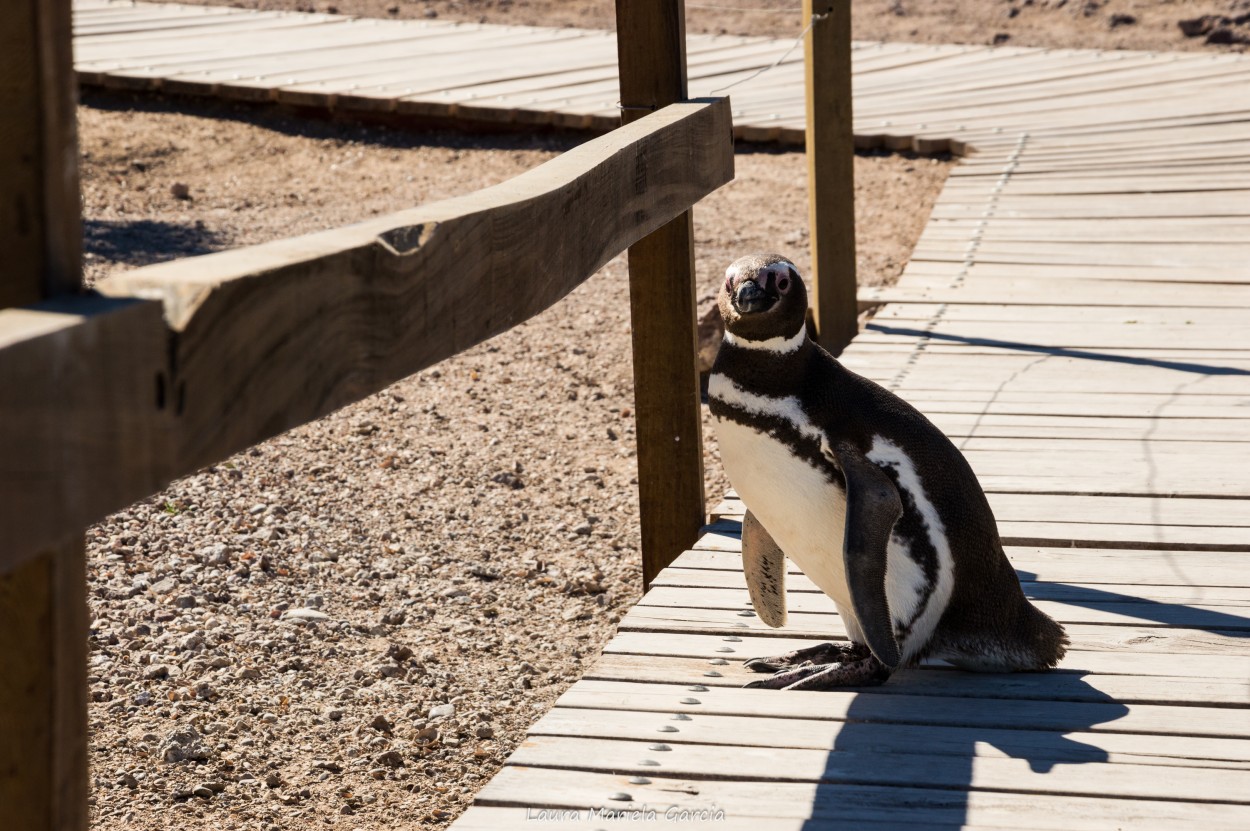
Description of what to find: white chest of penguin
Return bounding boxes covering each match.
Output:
[710,372,951,656]
[710,396,857,619]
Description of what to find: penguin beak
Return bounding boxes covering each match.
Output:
[734,279,776,315]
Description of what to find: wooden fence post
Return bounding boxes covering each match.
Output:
[804,0,857,354]
[0,1,89,828]
[615,0,707,588]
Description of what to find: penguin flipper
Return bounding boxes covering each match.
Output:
[742,509,787,628]
[834,442,903,669]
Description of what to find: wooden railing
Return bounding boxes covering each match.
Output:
[1,1,853,827]
[1,98,734,569]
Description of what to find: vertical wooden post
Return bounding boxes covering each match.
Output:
[804,0,857,354]
[0,1,89,829]
[615,0,706,588]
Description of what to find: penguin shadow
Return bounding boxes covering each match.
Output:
[797,568,1248,825]
[810,674,1130,828]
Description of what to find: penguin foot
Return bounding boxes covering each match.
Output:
[743,641,869,674]
[742,656,890,690]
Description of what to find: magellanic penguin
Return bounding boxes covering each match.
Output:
[709,253,1067,690]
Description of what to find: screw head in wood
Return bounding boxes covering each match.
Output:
[608,792,633,802]
[687,685,709,692]
[680,698,701,705]
[649,743,672,751]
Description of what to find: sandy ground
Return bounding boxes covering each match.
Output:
[76,2,1242,828]
[191,0,1250,51]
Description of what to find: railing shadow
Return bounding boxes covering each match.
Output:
[863,323,1250,376]
[84,218,230,270]
[1016,569,1250,636]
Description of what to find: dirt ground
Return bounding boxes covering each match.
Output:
[78,2,1242,829]
[192,0,1250,50]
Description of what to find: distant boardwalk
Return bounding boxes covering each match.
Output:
[74,2,1250,828]
[74,0,1247,151]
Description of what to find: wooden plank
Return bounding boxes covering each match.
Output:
[444,38,784,123]
[472,766,1250,830]
[0,98,733,569]
[506,735,1250,803]
[641,577,1250,630]
[602,630,1250,679]
[672,545,1250,588]
[805,0,856,352]
[711,510,1248,552]
[0,3,87,830]
[860,323,1250,351]
[861,280,1250,309]
[615,0,706,587]
[531,707,1250,768]
[619,607,1246,656]
[556,679,1248,738]
[452,806,996,831]
[662,543,1250,601]
[677,540,1250,589]
[268,32,611,110]
[585,653,1250,706]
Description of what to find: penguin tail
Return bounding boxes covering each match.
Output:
[940,601,1068,673]
[1019,602,1068,669]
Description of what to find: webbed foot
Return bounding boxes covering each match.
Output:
[743,641,869,674]
[742,655,890,690]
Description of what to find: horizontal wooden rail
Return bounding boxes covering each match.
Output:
[0,97,734,573]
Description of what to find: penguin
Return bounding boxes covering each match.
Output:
[708,253,1067,690]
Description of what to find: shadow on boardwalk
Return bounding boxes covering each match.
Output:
[863,323,1250,377]
[719,517,1249,826]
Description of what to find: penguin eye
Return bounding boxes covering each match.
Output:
[776,273,791,294]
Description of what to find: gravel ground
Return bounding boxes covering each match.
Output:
[190,0,1250,51]
[80,91,946,829]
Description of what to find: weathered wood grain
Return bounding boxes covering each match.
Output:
[471,766,1250,830]
[618,607,1246,655]
[584,653,1250,706]
[530,707,1250,768]
[805,0,857,353]
[616,0,708,587]
[555,679,1246,739]
[506,735,1250,802]
[0,4,88,830]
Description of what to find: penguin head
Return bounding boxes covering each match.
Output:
[718,253,807,343]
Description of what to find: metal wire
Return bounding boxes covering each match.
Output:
[708,11,827,96]
[685,4,801,10]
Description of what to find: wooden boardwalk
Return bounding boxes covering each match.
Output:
[73,2,1250,828]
